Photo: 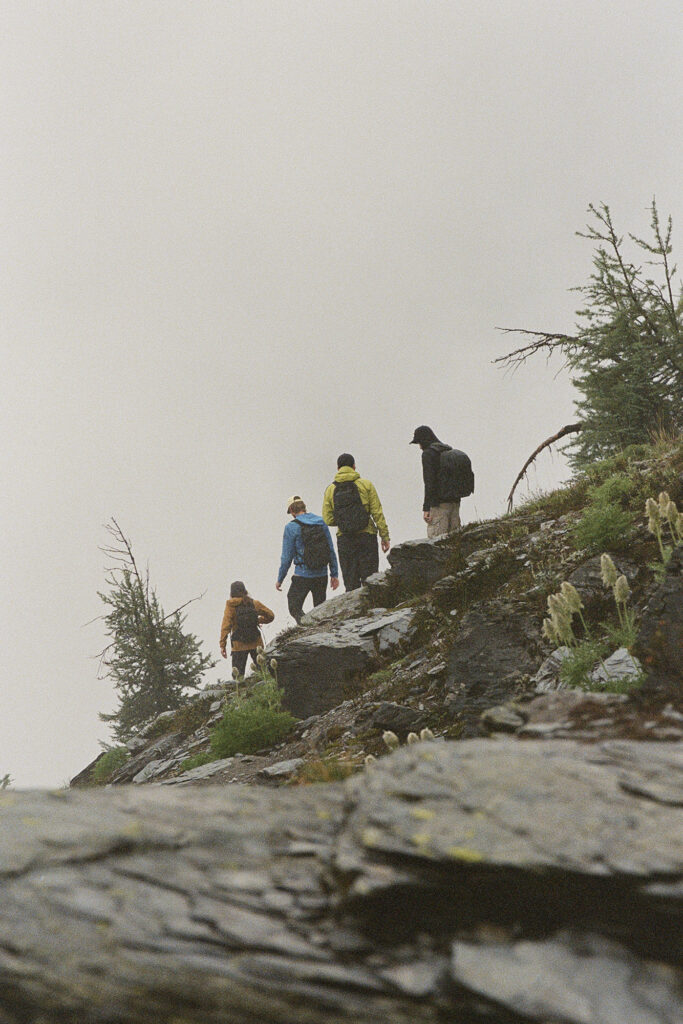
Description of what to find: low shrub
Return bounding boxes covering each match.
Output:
[570,503,634,553]
[559,640,609,689]
[209,680,295,759]
[179,751,214,772]
[92,746,129,785]
[587,472,634,508]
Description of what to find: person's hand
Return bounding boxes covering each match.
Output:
[220,647,227,659]
[423,510,432,523]
[275,580,282,591]
[330,577,340,591]
[381,538,391,553]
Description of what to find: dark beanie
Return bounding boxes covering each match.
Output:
[230,580,248,598]
[410,425,440,446]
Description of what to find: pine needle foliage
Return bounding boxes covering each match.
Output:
[499,200,682,469]
[97,519,214,742]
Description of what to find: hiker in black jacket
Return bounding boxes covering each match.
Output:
[410,425,474,537]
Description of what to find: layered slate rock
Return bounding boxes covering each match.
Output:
[634,546,682,698]
[268,608,417,719]
[444,601,542,735]
[2,740,680,1023]
[386,537,452,586]
[567,555,641,618]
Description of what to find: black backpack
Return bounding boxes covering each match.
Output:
[232,599,260,645]
[435,445,475,501]
[333,480,370,534]
[296,521,330,570]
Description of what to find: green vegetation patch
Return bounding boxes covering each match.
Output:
[293,756,356,785]
[570,502,635,554]
[91,746,130,785]
[179,751,214,772]
[210,680,296,759]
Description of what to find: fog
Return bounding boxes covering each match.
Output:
[1,1,680,785]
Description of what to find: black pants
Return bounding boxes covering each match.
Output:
[337,532,379,591]
[231,648,258,677]
[288,575,327,623]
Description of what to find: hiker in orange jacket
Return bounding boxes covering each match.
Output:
[219,581,274,677]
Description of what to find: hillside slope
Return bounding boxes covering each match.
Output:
[73,437,682,789]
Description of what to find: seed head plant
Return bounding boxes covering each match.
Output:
[646,492,681,576]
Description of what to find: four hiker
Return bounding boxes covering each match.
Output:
[219,580,274,675]
[410,425,474,539]
[220,431,473,647]
[275,495,340,623]
[322,453,390,591]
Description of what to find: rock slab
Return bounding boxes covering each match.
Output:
[0,739,680,1023]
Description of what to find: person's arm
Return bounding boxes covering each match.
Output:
[254,600,275,625]
[323,522,340,583]
[321,484,336,527]
[422,448,440,511]
[365,481,390,548]
[219,602,233,657]
[276,523,295,587]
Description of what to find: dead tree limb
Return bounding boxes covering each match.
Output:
[493,329,578,371]
[507,422,583,512]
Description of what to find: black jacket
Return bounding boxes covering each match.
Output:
[422,441,451,510]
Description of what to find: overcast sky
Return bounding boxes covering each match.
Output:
[2,1,681,787]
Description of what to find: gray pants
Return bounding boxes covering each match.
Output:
[427,501,461,538]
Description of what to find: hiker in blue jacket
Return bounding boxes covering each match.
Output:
[276,495,340,623]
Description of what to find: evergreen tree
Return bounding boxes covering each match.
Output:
[97,519,214,742]
[499,201,682,470]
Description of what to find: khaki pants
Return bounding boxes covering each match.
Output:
[427,501,461,538]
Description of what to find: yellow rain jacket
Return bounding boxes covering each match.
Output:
[322,467,390,542]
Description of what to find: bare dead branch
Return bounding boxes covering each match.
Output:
[507,423,583,512]
[493,329,578,370]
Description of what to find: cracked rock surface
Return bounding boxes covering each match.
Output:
[2,739,681,1023]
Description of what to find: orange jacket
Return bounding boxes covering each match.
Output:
[220,597,275,652]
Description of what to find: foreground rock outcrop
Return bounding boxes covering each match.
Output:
[3,740,681,1023]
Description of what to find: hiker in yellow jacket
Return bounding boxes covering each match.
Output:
[322,454,390,592]
[219,581,274,677]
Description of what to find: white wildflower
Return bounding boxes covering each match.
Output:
[665,499,678,524]
[406,732,420,745]
[542,618,560,646]
[560,581,583,613]
[600,553,618,588]
[382,730,400,751]
[658,491,671,513]
[364,754,377,766]
[613,574,631,604]
[646,498,660,534]
[419,728,436,742]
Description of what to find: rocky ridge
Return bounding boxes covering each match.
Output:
[8,440,681,1022]
[73,443,682,791]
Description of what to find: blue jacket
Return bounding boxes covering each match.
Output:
[277,512,339,583]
